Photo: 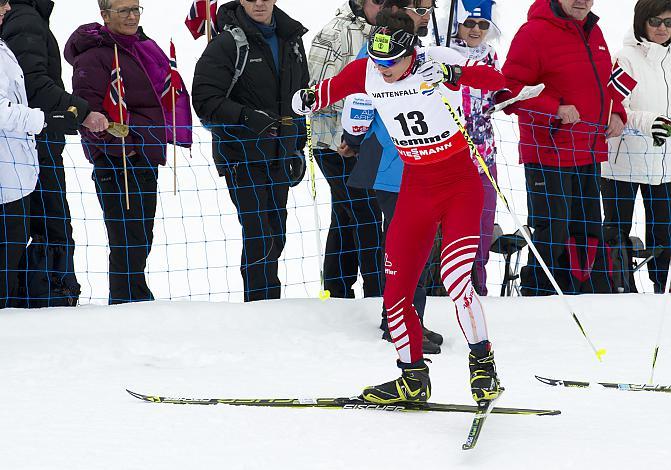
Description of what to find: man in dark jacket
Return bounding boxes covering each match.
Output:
[192,0,309,302]
[65,0,192,305]
[501,0,626,295]
[0,0,108,307]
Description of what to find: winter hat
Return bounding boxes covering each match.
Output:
[460,0,494,21]
[454,0,500,37]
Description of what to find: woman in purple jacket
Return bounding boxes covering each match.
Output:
[65,0,192,304]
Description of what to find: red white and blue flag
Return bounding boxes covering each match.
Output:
[185,0,218,40]
[102,53,128,124]
[608,60,638,101]
[161,40,185,110]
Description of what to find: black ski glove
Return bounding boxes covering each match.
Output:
[241,108,280,137]
[652,116,671,147]
[287,153,306,187]
[43,109,79,135]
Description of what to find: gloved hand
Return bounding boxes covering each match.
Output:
[416,61,462,86]
[287,153,306,187]
[241,108,280,137]
[291,88,317,116]
[652,116,671,147]
[43,109,79,135]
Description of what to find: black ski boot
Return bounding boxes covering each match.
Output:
[423,326,443,346]
[468,341,501,402]
[362,359,431,404]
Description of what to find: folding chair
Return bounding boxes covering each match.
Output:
[490,223,531,297]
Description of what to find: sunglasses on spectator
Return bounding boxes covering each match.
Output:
[106,6,144,18]
[372,56,404,68]
[648,16,671,28]
[403,6,434,17]
[462,19,490,30]
[371,0,385,5]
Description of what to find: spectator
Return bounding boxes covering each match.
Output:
[602,0,671,293]
[0,0,108,307]
[445,0,501,296]
[307,0,385,299]
[345,0,444,354]
[500,0,626,295]
[192,0,309,302]
[0,1,79,308]
[65,0,193,304]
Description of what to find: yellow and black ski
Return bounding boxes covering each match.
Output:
[126,389,560,415]
[535,375,671,393]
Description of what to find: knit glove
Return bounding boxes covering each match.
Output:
[416,61,462,86]
[652,116,671,147]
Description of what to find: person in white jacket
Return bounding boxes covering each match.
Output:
[0,0,78,307]
[601,0,671,294]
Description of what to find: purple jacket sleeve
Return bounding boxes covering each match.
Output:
[71,49,136,158]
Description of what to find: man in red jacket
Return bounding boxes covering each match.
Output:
[501,0,626,295]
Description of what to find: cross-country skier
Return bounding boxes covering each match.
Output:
[292,9,505,405]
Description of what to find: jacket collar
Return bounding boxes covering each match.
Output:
[341,1,374,36]
[217,1,307,41]
[530,0,599,36]
[624,30,671,62]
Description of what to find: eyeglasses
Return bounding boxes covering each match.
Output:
[371,0,385,5]
[372,56,403,68]
[462,19,491,30]
[648,16,671,28]
[106,6,144,19]
[403,6,434,17]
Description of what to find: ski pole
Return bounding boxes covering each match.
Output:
[649,267,671,383]
[436,85,606,362]
[305,113,330,301]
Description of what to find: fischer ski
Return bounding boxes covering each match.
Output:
[462,390,504,450]
[535,375,671,393]
[487,83,546,115]
[126,389,560,415]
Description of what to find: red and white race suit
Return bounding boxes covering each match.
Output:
[311,46,505,363]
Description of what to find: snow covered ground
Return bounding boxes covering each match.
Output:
[1,295,670,469]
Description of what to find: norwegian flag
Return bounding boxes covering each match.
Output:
[102,53,128,124]
[161,40,185,110]
[608,60,638,102]
[185,0,218,40]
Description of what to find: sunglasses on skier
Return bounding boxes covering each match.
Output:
[372,56,405,68]
[648,16,671,28]
[462,19,491,30]
[403,6,434,17]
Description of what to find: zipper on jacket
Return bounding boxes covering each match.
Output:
[661,47,670,181]
[573,22,605,157]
